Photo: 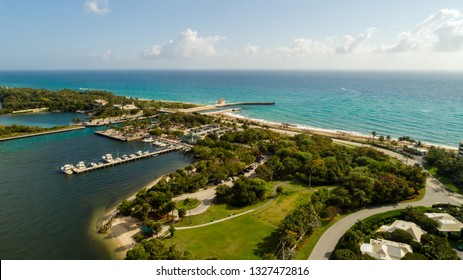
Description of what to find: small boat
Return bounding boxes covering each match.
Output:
[76,161,86,170]
[102,154,113,163]
[142,138,155,143]
[61,164,74,175]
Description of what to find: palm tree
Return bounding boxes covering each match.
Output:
[371,131,377,140]
[386,135,391,142]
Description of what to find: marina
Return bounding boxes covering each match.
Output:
[60,143,192,175]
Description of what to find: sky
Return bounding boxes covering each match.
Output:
[1,0,463,70]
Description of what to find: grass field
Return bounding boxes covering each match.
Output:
[164,181,330,259]
[164,214,275,259]
[424,164,462,194]
[174,200,268,227]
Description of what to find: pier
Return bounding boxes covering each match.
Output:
[159,101,275,114]
[60,145,191,175]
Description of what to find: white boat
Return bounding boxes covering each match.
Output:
[76,161,86,170]
[142,138,154,143]
[153,141,167,147]
[102,154,113,163]
[136,151,143,156]
[129,154,136,158]
[61,164,74,175]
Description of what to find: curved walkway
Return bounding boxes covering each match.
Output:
[175,182,283,230]
[309,142,463,260]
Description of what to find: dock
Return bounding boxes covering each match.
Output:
[60,145,191,175]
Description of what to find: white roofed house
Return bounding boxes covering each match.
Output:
[360,239,413,260]
[378,220,427,242]
[424,213,463,237]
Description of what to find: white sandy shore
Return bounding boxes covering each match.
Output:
[222,112,458,151]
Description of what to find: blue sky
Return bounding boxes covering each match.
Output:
[1,0,463,70]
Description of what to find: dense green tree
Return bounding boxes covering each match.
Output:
[421,234,460,260]
[388,229,414,245]
[125,239,191,260]
[216,177,268,206]
[401,252,427,260]
[117,200,133,216]
[331,249,360,260]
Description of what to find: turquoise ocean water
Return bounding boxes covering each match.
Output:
[1,70,462,147]
[0,70,462,260]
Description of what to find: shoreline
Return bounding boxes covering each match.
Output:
[98,175,165,227]
[0,125,85,142]
[221,111,458,151]
[97,175,167,259]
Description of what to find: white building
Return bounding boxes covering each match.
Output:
[424,213,463,233]
[361,239,412,260]
[379,220,427,242]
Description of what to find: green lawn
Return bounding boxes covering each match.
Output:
[176,198,200,210]
[254,183,312,227]
[174,200,267,227]
[294,214,347,260]
[164,214,275,259]
[424,164,462,194]
[164,180,330,259]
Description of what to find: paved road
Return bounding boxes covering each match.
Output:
[309,141,463,260]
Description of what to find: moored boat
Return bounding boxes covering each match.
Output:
[61,164,74,175]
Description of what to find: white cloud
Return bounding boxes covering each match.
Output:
[84,0,110,16]
[244,45,270,55]
[379,8,463,52]
[143,29,224,59]
[277,28,375,55]
[91,49,113,61]
[335,27,376,53]
[277,38,331,55]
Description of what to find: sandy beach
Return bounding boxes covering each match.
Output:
[219,111,458,151]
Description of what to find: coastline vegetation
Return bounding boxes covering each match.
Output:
[0,87,196,117]
[0,124,67,139]
[424,146,463,193]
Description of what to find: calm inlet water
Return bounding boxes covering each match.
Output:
[0,125,192,259]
